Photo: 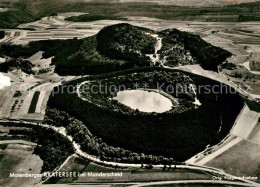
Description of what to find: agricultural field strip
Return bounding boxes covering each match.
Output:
[186,104,260,166]
[0,140,36,146]
[0,119,257,187]
[0,84,56,120]
[0,141,43,187]
[2,17,256,45]
[186,134,237,164]
[218,64,259,100]
[0,47,64,120]
[172,65,253,99]
[0,88,13,118]
[231,105,260,139]
[35,91,46,114]
[174,65,260,165]
[29,92,40,113]
[39,154,76,185]
[194,136,243,165]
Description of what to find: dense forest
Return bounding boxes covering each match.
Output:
[159,29,231,71]
[0,59,34,74]
[96,23,155,65]
[0,31,4,39]
[79,70,195,114]
[47,69,244,161]
[44,108,175,165]
[65,14,126,22]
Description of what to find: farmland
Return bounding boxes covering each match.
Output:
[0,0,260,186]
[28,91,40,114]
[187,104,260,183]
[1,122,74,173]
[0,0,260,29]
[206,139,260,183]
[45,154,214,184]
[0,23,231,76]
[0,81,60,121]
[77,162,213,183]
[0,141,43,187]
[0,11,259,158]
[0,47,71,121]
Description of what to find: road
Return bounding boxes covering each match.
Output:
[181,62,260,167]
[0,120,259,187]
[168,64,255,100]
[130,180,254,187]
[38,180,256,187]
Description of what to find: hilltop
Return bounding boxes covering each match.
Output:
[0,23,231,75]
[159,29,231,71]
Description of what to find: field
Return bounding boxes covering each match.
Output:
[2,122,75,173]
[77,163,213,183]
[45,155,213,184]
[0,48,67,121]
[206,139,260,183]
[45,155,89,184]
[0,0,260,29]
[0,1,260,186]
[0,82,57,121]
[0,17,258,97]
[0,125,29,136]
[0,141,43,187]
[186,104,260,184]
[248,122,260,144]
[28,91,40,113]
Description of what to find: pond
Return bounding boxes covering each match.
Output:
[0,73,11,89]
[113,90,173,113]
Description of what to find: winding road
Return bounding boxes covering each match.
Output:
[0,119,258,187]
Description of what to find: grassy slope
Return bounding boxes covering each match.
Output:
[0,143,42,187]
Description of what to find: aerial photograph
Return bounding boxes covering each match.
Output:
[0,0,260,186]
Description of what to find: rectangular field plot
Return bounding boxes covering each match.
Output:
[75,163,212,183]
[28,91,40,114]
[206,139,260,183]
